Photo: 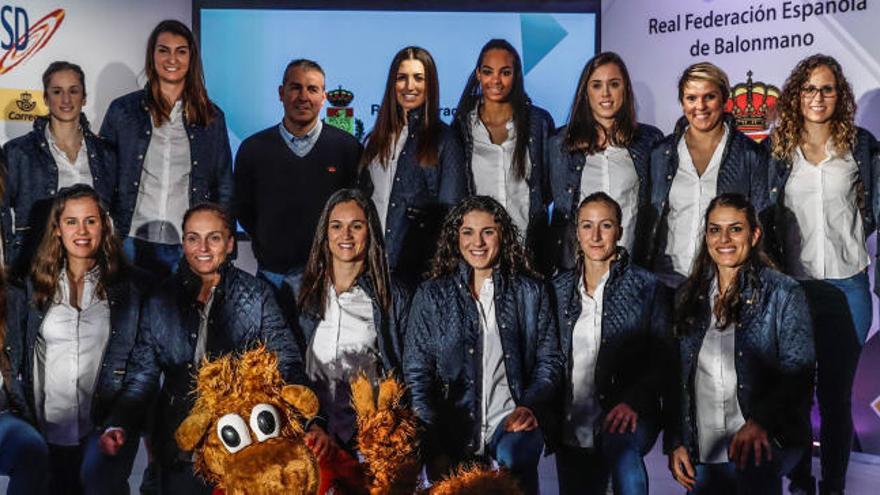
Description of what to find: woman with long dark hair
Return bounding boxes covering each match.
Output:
[404,195,562,495]
[665,193,814,494]
[2,61,116,275]
[360,46,467,286]
[763,54,878,495]
[453,39,555,272]
[6,184,143,494]
[100,19,233,279]
[645,62,769,288]
[287,188,410,493]
[549,52,663,272]
[549,192,669,495]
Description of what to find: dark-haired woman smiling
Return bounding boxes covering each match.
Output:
[550,192,670,495]
[360,46,466,286]
[453,39,555,271]
[287,189,410,492]
[404,196,561,495]
[8,185,143,494]
[665,193,813,494]
[100,20,232,278]
[2,61,116,275]
[549,52,663,272]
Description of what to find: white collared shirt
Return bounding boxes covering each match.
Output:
[130,100,192,245]
[695,278,746,463]
[783,141,868,280]
[663,125,729,281]
[34,267,111,446]
[581,147,639,251]
[305,284,379,444]
[470,111,531,234]
[45,125,93,189]
[369,127,409,232]
[279,119,323,158]
[564,271,609,448]
[476,277,517,452]
[193,286,216,366]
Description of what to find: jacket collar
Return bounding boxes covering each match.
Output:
[404,107,425,132]
[178,260,233,303]
[454,260,509,298]
[33,113,92,135]
[673,112,737,141]
[570,247,629,306]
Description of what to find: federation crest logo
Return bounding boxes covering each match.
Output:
[325,86,364,141]
[724,70,780,143]
[15,91,36,112]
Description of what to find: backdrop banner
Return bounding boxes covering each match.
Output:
[0,0,190,142]
[604,0,880,454]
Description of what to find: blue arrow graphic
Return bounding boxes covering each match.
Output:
[520,14,568,75]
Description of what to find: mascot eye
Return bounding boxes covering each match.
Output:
[249,403,281,442]
[216,413,252,454]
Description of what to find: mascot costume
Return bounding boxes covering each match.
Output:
[176,347,523,495]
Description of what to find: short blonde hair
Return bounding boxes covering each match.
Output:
[678,62,730,103]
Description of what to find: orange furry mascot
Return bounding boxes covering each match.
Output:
[177,347,522,495]
[350,375,522,495]
[175,346,321,495]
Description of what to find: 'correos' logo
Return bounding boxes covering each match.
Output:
[0,7,65,75]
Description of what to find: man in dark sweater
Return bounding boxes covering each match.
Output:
[234,59,362,289]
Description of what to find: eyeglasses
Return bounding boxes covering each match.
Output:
[801,85,837,99]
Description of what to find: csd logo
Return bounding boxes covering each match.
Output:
[0,7,65,75]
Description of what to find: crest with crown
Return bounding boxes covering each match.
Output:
[724,71,780,143]
[325,85,364,141]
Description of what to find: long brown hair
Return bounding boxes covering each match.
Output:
[297,189,392,319]
[30,185,124,310]
[454,39,531,179]
[361,46,441,169]
[429,195,537,280]
[564,52,638,154]
[144,19,215,127]
[770,54,857,160]
[675,193,775,335]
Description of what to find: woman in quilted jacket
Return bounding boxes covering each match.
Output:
[403,195,562,495]
[549,192,670,495]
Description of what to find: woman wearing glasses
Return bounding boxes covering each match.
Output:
[763,54,880,495]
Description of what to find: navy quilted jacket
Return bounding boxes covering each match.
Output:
[642,115,770,277]
[4,273,142,429]
[454,104,556,272]
[106,262,304,464]
[548,123,664,272]
[99,88,233,238]
[2,115,116,272]
[663,266,815,458]
[286,272,411,430]
[546,249,671,447]
[287,273,410,373]
[403,263,563,458]
[358,110,467,284]
[763,128,880,290]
